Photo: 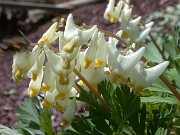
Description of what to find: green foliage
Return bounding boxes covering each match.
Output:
[63,81,142,135]
[144,38,163,63]
[146,104,176,135]
[15,97,52,135]
[141,96,179,105]
[0,124,22,135]
[61,80,179,135]
[154,128,167,135]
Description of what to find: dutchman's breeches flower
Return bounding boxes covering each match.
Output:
[63,14,96,53]
[12,46,40,82]
[28,69,43,97]
[83,28,98,69]
[28,51,45,81]
[42,89,58,107]
[38,22,60,44]
[108,37,145,83]
[41,63,57,92]
[94,32,108,68]
[104,0,124,23]
[60,98,77,127]
[128,61,169,94]
[55,72,76,100]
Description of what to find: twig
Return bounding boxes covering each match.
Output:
[159,75,180,101]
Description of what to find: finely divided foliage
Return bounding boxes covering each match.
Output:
[0,0,179,135]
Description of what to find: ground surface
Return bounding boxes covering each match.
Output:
[0,0,179,131]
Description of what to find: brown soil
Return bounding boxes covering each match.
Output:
[0,0,179,131]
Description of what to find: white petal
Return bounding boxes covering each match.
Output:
[136,27,151,43]
[61,98,77,127]
[104,0,115,19]
[59,32,66,51]
[94,32,108,67]
[28,69,43,97]
[44,45,63,75]
[64,14,78,40]
[28,51,45,80]
[144,61,169,86]
[43,63,57,88]
[145,22,154,28]
[38,22,60,44]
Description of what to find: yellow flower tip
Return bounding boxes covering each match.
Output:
[62,61,71,70]
[83,58,92,69]
[32,73,38,81]
[127,82,135,88]
[122,31,130,38]
[104,71,111,75]
[94,59,104,68]
[55,104,63,111]
[136,85,144,92]
[114,73,127,84]
[59,73,69,85]
[105,12,111,20]
[42,99,52,107]
[78,80,85,86]
[29,88,37,97]
[15,69,23,80]
[63,42,76,53]
[61,118,70,127]
[40,84,51,92]
[55,92,66,100]
[111,16,117,23]
[38,37,48,44]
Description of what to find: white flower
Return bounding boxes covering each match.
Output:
[94,32,108,68]
[38,22,60,44]
[42,89,58,107]
[41,63,57,92]
[55,98,70,112]
[28,69,43,97]
[12,48,40,82]
[120,8,132,29]
[59,32,80,62]
[109,30,123,45]
[104,0,124,23]
[108,40,145,83]
[63,14,96,53]
[128,61,169,93]
[83,28,98,69]
[44,45,63,74]
[44,45,75,85]
[60,98,77,127]
[80,67,109,87]
[28,51,45,81]
[55,72,76,100]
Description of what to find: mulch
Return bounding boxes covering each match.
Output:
[0,0,179,131]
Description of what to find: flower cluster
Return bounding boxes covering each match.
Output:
[104,0,154,45]
[12,1,169,127]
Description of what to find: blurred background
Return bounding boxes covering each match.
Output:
[0,0,179,131]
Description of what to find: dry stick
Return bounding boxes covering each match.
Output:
[73,68,111,112]
[159,75,180,100]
